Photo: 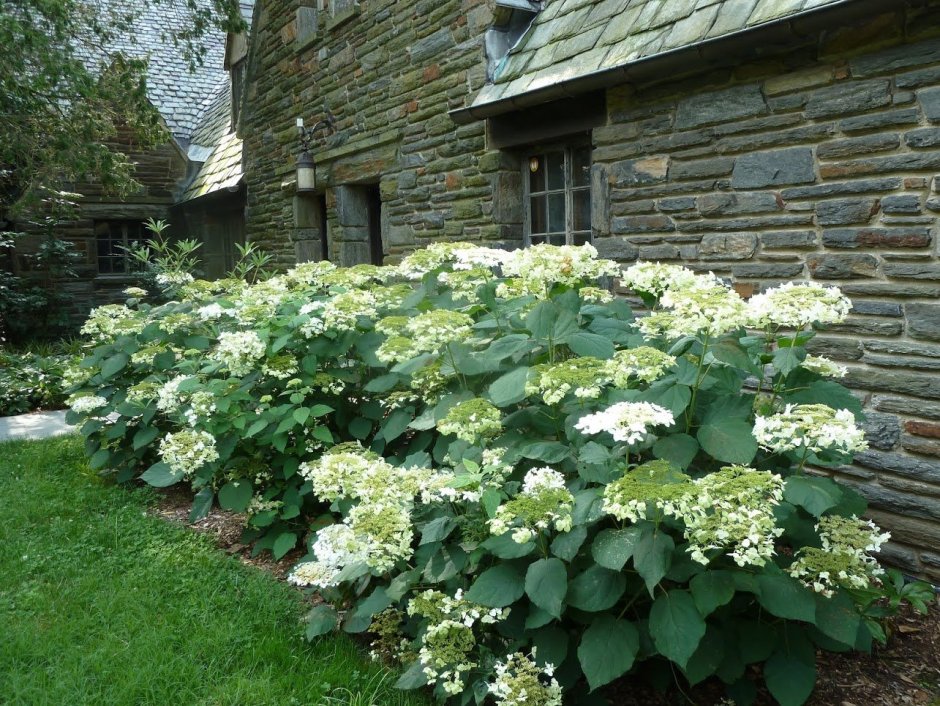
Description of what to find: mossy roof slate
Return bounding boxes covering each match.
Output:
[471,0,845,110]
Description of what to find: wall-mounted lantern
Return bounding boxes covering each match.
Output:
[295,114,335,194]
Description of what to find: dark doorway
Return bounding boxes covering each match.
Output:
[366,185,383,266]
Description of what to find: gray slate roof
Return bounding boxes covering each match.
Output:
[84,0,228,143]
[472,0,845,110]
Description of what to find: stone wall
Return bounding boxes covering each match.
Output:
[240,0,524,266]
[11,128,187,324]
[591,9,940,580]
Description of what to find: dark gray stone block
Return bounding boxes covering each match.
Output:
[731,147,815,188]
[674,84,767,129]
[861,413,902,451]
[881,195,921,214]
[807,254,878,279]
[804,80,891,119]
[815,198,879,225]
[907,302,940,341]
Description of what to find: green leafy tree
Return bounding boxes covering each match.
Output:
[0,0,245,221]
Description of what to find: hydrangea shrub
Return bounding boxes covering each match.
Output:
[67,243,931,706]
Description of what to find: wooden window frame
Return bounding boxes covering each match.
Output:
[95,221,146,276]
[522,141,592,248]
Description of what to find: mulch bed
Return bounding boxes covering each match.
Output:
[150,487,940,706]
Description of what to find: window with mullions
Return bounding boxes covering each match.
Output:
[524,145,592,246]
[95,221,146,275]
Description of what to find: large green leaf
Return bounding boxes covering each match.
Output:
[218,480,253,512]
[550,525,587,562]
[525,558,567,619]
[189,486,214,522]
[272,531,297,560]
[784,475,843,517]
[696,418,757,465]
[648,589,706,668]
[100,352,129,380]
[690,571,736,617]
[305,604,339,639]
[566,566,626,612]
[380,409,412,442]
[757,574,816,623]
[591,527,641,571]
[567,332,615,359]
[633,523,675,595]
[764,631,817,706]
[578,616,640,690]
[814,591,861,647]
[140,461,183,488]
[683,626,726,686]
[465,564,525,608]
[639,381,692,418]
[526,301,557,340]
[132,425,160,451]
[652,433,699,469]
[488,367,530,407]
[772,345,806,376]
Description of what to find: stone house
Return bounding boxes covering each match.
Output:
[5,0,250,320]
[240,0,940,578]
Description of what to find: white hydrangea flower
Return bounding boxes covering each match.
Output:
[288,523,363,589]
[488,652,563,706]
[158,430,218,477]
[575,401,675,445]
[398,242,477,280]
[68,394,108,415]
[321,290,377,331]
[801,355,848,378]
[156,271,195,289]
[489,467,574,543]
[196,303,228,320]
[789,515,889,596]
[753,403,868,455]
[605,347,676,386]
[81,304,144,342]
[498,243,620,298]
[123,286,148,298]
[156,375,190,413]
[621,261,703,298]
[638,277,749,340]
[746,281,852,330]
[210,331,266,376]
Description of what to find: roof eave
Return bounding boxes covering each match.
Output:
[450,0,892,125]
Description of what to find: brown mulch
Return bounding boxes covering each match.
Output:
[149,487,939,706]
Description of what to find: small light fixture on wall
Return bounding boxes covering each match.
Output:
[295,113,335,194]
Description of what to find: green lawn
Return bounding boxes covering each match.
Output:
[0,436,430,706]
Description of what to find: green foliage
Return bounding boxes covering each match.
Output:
[65,244,933,705]
[0,347,76,415]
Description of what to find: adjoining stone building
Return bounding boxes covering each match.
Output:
[4,0,251,321]
[240,0,940,578]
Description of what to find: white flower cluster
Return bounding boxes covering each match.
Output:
[525,358,609,405]
[80,304,144,343]
[158,430,218,477]
[753,403,868,456]
[789,515,890,596]
[801,355,848,378]
[183,390,216,426]
[68,394,108,415]
[747,281,852,330]
[408,589,509,696]
[285,260,337,288]
[156,375,189,413]
[398,242,478,280]
[497,243,620,298]
[196,303,229,321]
[298,302,326,338]
[156,271,195,289]
[123,286,148,298]
[376,310,474,363]
[603,463,785,568]
[575,401,675,445]
[639,277,749,340]
[436,398,502,444]
[320,290,377,331]
[210,331,266,377]
[288,523,362,589]
[605,347,677,386]
[488,652,563,706]
[683,466,785,567]
[489,467,574,544]
[621,261,700,298]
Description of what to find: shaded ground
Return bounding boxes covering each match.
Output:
[152,485,939,706]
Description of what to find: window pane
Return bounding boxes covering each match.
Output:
[573,188,591,231]
[529,155,545,193]
[546,151,565,190]
[530,195,546,234]
[529,235,546,246]
[572,146,591,187]
[547,192,565,233]
[548,234,567,246]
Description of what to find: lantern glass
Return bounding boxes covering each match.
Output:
[296,152,316,193]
